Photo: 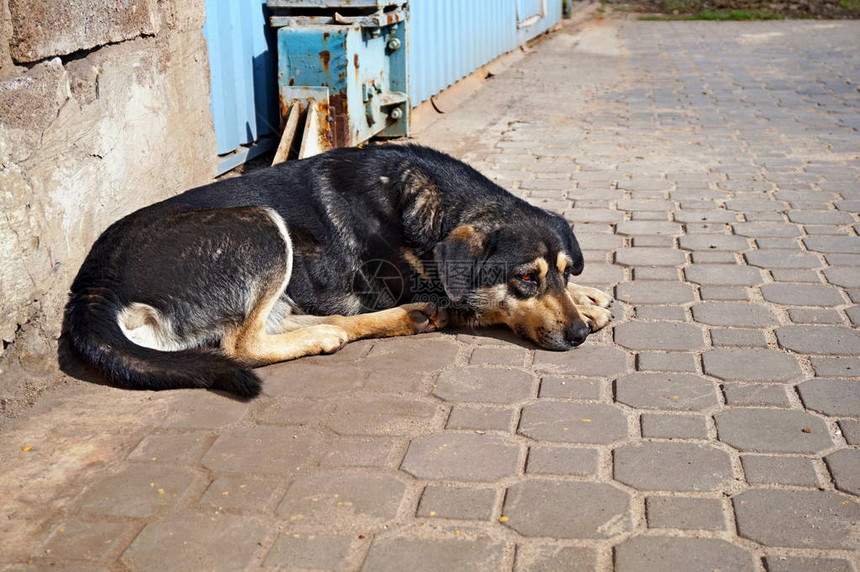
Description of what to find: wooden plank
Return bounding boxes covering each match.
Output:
[271,103,302,165]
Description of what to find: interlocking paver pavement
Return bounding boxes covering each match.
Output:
[1,14,859,572]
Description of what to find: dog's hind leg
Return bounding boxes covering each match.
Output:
[278,302,448,342]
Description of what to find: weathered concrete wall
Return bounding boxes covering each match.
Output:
[0,0,217,415]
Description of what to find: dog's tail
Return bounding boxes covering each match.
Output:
[63,283,262,398]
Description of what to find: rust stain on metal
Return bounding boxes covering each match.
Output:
[319,50,331,72]
[354,54,360,70]
[328,92,350,148]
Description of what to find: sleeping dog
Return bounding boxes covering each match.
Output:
[64,145,612,397]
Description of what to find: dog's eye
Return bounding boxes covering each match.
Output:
[518,274,537,283]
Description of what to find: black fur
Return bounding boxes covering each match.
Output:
[63,145,584,396]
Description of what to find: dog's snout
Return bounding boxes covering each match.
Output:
[564,322,590,347]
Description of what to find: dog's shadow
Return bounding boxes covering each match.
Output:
[447,325,539,349]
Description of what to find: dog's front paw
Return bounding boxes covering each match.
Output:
[310,325,349,354]
[579,304,612,332]
[406,302,449,334]
[568,283,613,308]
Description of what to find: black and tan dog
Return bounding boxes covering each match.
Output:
[64,145,611,398]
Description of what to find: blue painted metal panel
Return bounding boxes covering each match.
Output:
[203,0,279,156]
[409,0,562,106]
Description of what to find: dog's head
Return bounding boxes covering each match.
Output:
[434,210,591,350]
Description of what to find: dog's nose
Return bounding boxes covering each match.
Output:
[565,322,590,347]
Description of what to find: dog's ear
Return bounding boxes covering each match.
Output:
[433,225,492,303]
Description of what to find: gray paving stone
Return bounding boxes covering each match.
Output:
[798,379,860,417]
[824,267,860,288]
[788,307,844,324]
[699,285,750,301]
[641,414,708,439]
[447,407,513,431]
[691,301,778,327]
[733,489,860,549]
[760,283,845,306]
[722,384,791,407]
[469,347,527,366]
[362,536,505,572]
[679,234,750,251]
[614,321,705,351]
[825,449,860,496]
[122,513,267,571]
[838,420,860,445]
[147,391,249,429]
[742,455,819,487]
[715,409,833,453]
[770,268,822,283]
[685,264,764,286]
[675,210,737,223]
[74,464,201,517]
[746,250,822,268]
[805,236,860,254]
[634,266,681,281]
[319,437,393,468]
[636,352,698,373]
[264,533,354,570]
[401,433,520,481]
[502,481,630,539]
[202,427,322,474]
[615,281,697,304]
[765,556,855,572]
[277,471,406,525]
[617,221,683,235]
[615,536,754,572]
[616,373,718,411]
[532,345,629,377]
[691,250,737,264]
[363,338,460,373]
[526,446,599,477]
[417,486,496,520]
[514,545,597,572]
[776,326,860,355]
[635,305,688,321]
[734,222,803,238]
[645,496,725,530]
[127,432,211,464]
[538,377,601,399]
[615,247,686,266]
[703,348,802,382]
[812,357,860,377]
[709,328,769,347]
[327,396,437,435]
[614,442,733,492]
[434,367,534,403]
[42,520,133,560]
[199,475,281,512]
[789,210,855,224]
[519,401,627,444]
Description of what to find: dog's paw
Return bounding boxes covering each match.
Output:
[405,302,449,334]
[568,283,613,308]
[578,304,612,332]
[310,325,349,354]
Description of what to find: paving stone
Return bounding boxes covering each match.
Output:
[257,399,331,426]
[645,496,725,530]
[363,338,460,373]
[685,265,764,286]
[765,556,855,572]
[679,234,750,251]
[641,414,708,439]
[691,250,737,264]
[824,267,860,288]
[202,427,322,474]
[633,236,676,248]
[401,433,519,481]
[756,237,803,250]
[838,420,860,445]
[277,471,406,525]
[514,545,597,572]
[703,349,802,382]
[614,442,733,491]
[699,285,750,301]
[616,221,683,235]
[734,222,803,238]
[362,536,504,572]
[147,391,249,429]
[75,464,201,517]
[825,449,860,496]
[770,268,822,283]
[715,409,833,453]
[319,437,393,468]
[519,401,628,444]
[691,301,777,327]
[199,475,281,512]
[798,379,860,417]
[615,322,705,351]
[636,352,698,373]
[804,236,860,254]
[576,262,625,285]
[675,210,737,223]
[539,377,601,399]
[788,307,844,324]
[433,367,534,403]
[811,357,860,377]
[469,347,527,366]
[746,250,822,268]
[615,281,697,304]
[742,455,819,487]
[615,536,754,572]
[616,373,718,411]
[733,489,860,549]
[722,384,791,407]
[776,326,860,355]
[502,481,630,539]
[127,432,211,464]
[760,284,845,306]
[259,362,367,397]
[264,533,354,570]
[532,345,629,377]
[327,396,438,435]
[789,210,855,224]
[526,446,599,476]
[615,247,686,266]
[42,520,133,560]
[122,513,267,571]
[709,328,769,347]
[416,486,496,520]
[447,407,513,431]
[634,266,681,281]
[635,305,687,321]
[726,199,785,211]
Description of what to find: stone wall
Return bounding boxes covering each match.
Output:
[0,0,217,415]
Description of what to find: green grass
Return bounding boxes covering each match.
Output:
[838,0,860,9]
[640,9,783,20]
